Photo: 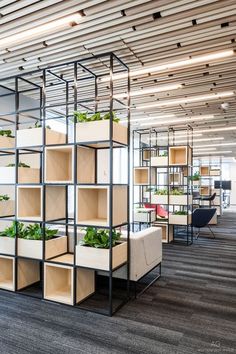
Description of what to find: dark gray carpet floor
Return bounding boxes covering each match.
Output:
[0,211,236,354]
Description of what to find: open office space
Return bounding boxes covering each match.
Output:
[0,1,235,353]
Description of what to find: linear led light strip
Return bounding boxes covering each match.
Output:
[140,114,215,126]
[170,137,224,143]
[121,114,176,123]
[0,13,82,49]
[193,151,232,155]
[100,50,234,82]
[193,126,236,134]
[149,133,203,139]
[194,142,236,148]
[114,84,182,99]
[137,91,234,109]
[193,148,217,151]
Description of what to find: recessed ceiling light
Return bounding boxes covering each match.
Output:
[136,91,234,109]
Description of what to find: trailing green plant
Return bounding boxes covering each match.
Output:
[0,129,14,138]
[0,221,26,238]
[173,210,188,215]
[189,172,201,181]
[154,188,168,195]
[145,187,155,192]
[170,189,184,195]
[73,111,120,123]
[80,227,121,249]
[0,221,58,240]
[6,161,30,168]
[159,151,167,157]
[0,194,10,201]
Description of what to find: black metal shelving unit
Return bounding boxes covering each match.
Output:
[132,125,193,245]
[0,52,130,316]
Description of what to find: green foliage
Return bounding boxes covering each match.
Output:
[189,172,201,181]
[80,227,121,249]
[154,188,168,195]
[0,221,26,238]
[173,210,188,215]
[0,221,58,240]
[170,189,184,195]
[73,111,120,123]
[160,151,168,157]
[145,187,155,192]
[6,161,30,168]
[0,194,10,201]
[28,121,51,129]
[0,130,14,138]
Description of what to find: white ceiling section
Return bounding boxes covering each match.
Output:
[0,0,236,157]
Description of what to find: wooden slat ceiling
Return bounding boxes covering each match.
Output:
[0,0,236,157]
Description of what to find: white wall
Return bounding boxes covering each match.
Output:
[228,162,236,205]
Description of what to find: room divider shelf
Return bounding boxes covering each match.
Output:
[0,52,130,316]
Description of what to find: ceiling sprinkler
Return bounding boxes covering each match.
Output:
[221,102,229,110]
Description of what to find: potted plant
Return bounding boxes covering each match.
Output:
[76,227,127,271]
[0,129,15,148]
[17,223,67,259]
[169,189,192,205]
[0,161,39,184]
[151,151,168,166]
[134,206,156,223]
[75,110,127,145]
[0,194,14,217]
[189,172,201,184]
[169,210,191,225]
[16,121,65,147]
[0,221,23,255]
[151,188,168,204]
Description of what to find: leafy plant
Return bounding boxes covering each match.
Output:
[170,189,184,195]
[189,172,201,181]
[154,188,168,195]
[0,221,58,240]
[21,223,58,241]
[159,151,167,157]
[0,129,14,138]
[28,121,51,129]
[145,187,155,192]
[6,162,30,168]
[73,111,120,123]
[80,227,121,249]
[0,221,26,238]
[0,194,10,201]
[173,211,188,215]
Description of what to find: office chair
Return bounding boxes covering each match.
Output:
[192,208,217,239]
[200,192,216,207]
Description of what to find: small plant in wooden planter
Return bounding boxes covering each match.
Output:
[151,188,168,204]
[17,223,67,260]
[189,172,201,182]
[0,129,15,149]
[75,110,127,146]
[169,189,192,205]
[0,221,24,255]
[169,210,191,225]
[76,227,127,271]
[150,151,168,166]
[0,194,14,217]
[0,162,39,184]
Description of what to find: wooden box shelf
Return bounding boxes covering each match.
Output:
[0,256,14,291]
[169,195,192,205]
[169,172,181,184]
[16,127,66,148]
[0,167,40,184]
[17,235,67,260]
[0,237,15,255]
[76,241,127,271]
[169,213,192,225]
[77,146,95,184]
[44,261,95,305]
[17,258,40,290]
[142,150,151,161]
[200,166,210,176]
[45,146,74,183]
[0,136,15,149]
[76,185,127,227]
[17,186,42,221]
[200,186,210,196]
[210,169,220,176]
[151,194,168,205]
[76,120,127,146]
[151,156,168,166]
[133,208,156,223]
[134,167,149,185]
[17,186,66,221]
[154,223,173,243]
[169,146,192,166]
[0,200,14,217]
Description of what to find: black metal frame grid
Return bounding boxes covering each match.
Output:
[0,52,130,316]
[132,125,193,246]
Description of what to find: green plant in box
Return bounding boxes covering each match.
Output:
[189,172,201,181]
[103,111,120,123]
[0,129,14,138]
[0,221,26,238]
[154,188,168,195]
[80,227,121,249]
[0,194,10,201]
[173,210,188,215]
[170,189,184,196]
[22,223,58,241]
[6,161,30,168]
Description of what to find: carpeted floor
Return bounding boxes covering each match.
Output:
[0,211,235,354]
